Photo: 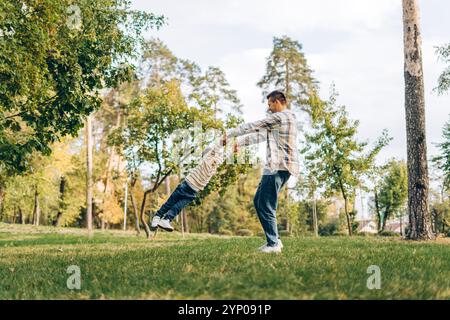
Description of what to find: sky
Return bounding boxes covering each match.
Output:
[132,0,449,166]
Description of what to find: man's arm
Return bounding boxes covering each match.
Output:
[223,132,267,155]
[236,132,267,147]
[226,112,282,138]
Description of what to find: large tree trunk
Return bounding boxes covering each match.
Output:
[86,114,93,236]
[402,0,434,240]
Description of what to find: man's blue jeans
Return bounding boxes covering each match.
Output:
[253,170,291,246]
[155,181,197,221]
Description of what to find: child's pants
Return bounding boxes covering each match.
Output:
[155,181,197,221]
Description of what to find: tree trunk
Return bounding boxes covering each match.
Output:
[433,210,439,234]
[338,178,353,236]
[18,207,23,224]
[33,184,40,226]
[86,114,93,236]
[139,189,152,238]
[312,195,318,237]
[343,195,352,236]
[0,184,5,221]
[402,0,434,240]
[182,208,189,233]
[381,212,388,232]
[180,208,185,236]
[400,214,403,236]
[100,109,122,230]
[123,179,128,231]
[284,188,290,232]
[54,176,66,227]
[374,188,382,232]
[285,61,291,109]
[129,190,141,235]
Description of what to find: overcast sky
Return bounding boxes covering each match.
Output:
[132,0,450,165]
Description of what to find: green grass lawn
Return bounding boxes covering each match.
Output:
[0,223,449,299]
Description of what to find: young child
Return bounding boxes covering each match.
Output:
[151,133,263,231]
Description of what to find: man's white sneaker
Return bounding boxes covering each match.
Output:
[258,239,283,251]
[259,244,282,253]
[150,216,161,231]
[158,218,174,232]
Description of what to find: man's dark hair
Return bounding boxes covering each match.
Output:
[266,90,287,105]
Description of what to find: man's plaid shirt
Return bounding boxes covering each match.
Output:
[227,109,300,176]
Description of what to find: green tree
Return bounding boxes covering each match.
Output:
[141,38,179,87]
[430,199,450,235]
[376,160,408,232]
[302,89,391,235]
[140,38,242,120]
[257,35,318,110]
[435,44,450,94]
[190,66,243,119]
[432,117,450,191]
[109,80,221,237]
[0,0,164,174]
[1,137,85,226]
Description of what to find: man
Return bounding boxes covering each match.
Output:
[226,90,299,253]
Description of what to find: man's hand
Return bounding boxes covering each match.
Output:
[221,132,227,146]
[233,141,239,154]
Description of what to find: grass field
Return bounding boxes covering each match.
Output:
[0,223,449,300]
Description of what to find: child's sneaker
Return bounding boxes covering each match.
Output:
[158,219,174,232]
[150,216,161,231]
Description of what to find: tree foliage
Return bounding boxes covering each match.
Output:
[376,160,408,231]
[0,0,164,174]
[257,35,318,110]
[302,88,391,235]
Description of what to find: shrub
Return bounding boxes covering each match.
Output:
[356,232,375,237]
[279,230,291,237]
[218,229,233,236]
[378,230,400,237]
[236,229,253,236]
[319,221,339,236]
